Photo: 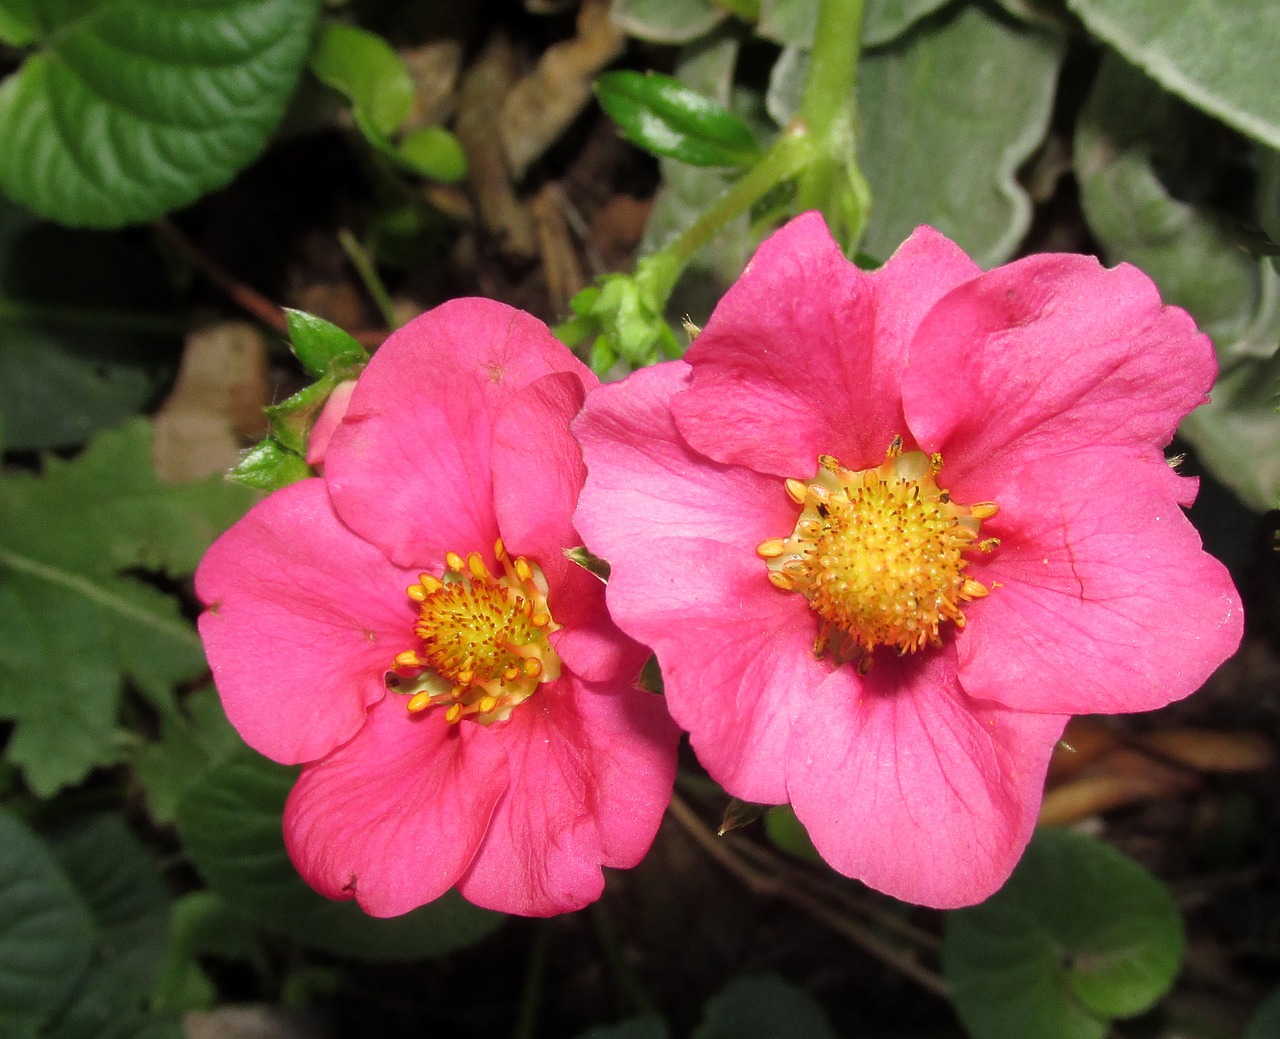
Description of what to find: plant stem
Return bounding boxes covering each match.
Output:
[337,227,401,331]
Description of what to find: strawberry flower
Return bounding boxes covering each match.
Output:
[573,213,1242,908]
[197,299,679,917]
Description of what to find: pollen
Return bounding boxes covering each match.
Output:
[391,540,562,725]
[757,438,997,668]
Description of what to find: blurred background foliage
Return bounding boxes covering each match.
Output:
[0,0,1277,1037]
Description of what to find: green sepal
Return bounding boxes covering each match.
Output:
[229,437,313,491]
[283,308,368,379]
[595,70,762,168]
[264,367,362,456]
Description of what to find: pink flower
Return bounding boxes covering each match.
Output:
[573,213,1242,909]
[197,299,679,918]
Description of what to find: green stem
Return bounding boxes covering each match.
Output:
[510,921,552,1039]
[590,900,659,1018]
[793,0,872,246]
[337,228,400,331]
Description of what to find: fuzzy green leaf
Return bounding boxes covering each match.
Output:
[596,71,761,169]
[856,4,1063,265]
[0,419,256,795]
[1068,0,1280,151]
[759,0,954,49]
[944,829,1184,1039]
[177,748,505,960]
[0,0,321,228]
[1075,55,1280,511]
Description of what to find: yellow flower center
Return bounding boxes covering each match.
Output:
[757,437,999,671]
[389,539,561,725]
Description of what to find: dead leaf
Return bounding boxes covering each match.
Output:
[501,0,626,181]
[152,321,268,484]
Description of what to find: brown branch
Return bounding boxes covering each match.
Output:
[153,219,391,349]
[667,794,950,999]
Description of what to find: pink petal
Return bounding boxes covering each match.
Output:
[575,362,826,801]
[456,677,679,915]
[196,480,419,764]
[547,562,651,684]
[305,378,357,468]
[672,215,980,478]
[283,697,509,918]
[787,651,1069,908]
[902,254,1216,495]
[324,299,593,569]
[957,449,1242,715]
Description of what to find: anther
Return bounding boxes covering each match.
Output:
[969,502,998,520]
[407,691,433,712]
[445,551,466,572]
[756,538,787,559]
[468,553,489,579]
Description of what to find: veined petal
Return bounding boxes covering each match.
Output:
[903,253,1216,496]
[956,450,1242,715]
[196,479,418,765]
[456,677,679,915]
[324,299,594,569]
[283,697,508,918]
[788,653,1068,909]
[672,214,980,477]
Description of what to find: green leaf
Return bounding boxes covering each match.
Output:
[40,961,185,1039]
[1067,0,1280,151]
[154,891,269,1011]
[0,808,95,1034]
[134,688,242,824]
[176,748,505,960]
[0,0,37,47]
[575,1017,671,1039]
[228,436,313,490]
[1074,55,1280,511]
[692,974,837,1039]
[762,805,821,863]
[394,126,469,183]
[0,419,256,795]
[0,197,179,451]
[1243,989,1280,1039]
[612,0,727,44]
[596,71,762,169]
[944,829,1184,1039]
[310,21,414,139]
[856,4,1064,266]
[0,0,321,228]
[283,309,367,380]
[50,815,171,995]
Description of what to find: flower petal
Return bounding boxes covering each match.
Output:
[903,254,1216,493]
[196,480,418,764]
[957,450,1242,715]
[324,299,593,569]
[456,677,679,915]
[672,214,980,477]
[787,652,1068,908]
[576,362,823,802]
[283,697,508,918]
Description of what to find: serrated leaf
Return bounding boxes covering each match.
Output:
[611,0,728,44]
[40,961,186,1039]
[134,688,242,824]
[856,4,1063,266]
[177,748,505,960]
[0,0,321,228]
[0,808,95,1034]
[1067,0,1280,151]
[50,815,171,994]
[0,419,256,794]
[944,829,1184,1039]
[692,974,837,1039]
[1074,55,1280,511]
[597,70,761,169]
[310,21,414,139]
[0,197,179,451]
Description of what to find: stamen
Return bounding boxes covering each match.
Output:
[761,440,999,665]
